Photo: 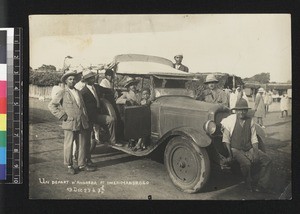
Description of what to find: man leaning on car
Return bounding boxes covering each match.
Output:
[196,74,228,107]
[221,98,272,192]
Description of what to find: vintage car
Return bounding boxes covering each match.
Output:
[98,54,266,193]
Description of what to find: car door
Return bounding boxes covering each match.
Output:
[123,105,151,139]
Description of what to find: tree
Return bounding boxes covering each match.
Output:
[36,64,57,72]
[243,72,270,84]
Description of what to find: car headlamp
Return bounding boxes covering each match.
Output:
[203,120,217,135]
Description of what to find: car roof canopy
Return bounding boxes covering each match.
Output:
[114,54,193,77]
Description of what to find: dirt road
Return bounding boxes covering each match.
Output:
[29,98,291,200]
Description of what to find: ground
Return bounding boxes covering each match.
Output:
[29,98,291,200]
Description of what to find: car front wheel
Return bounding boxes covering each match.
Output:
[164,136,210,193]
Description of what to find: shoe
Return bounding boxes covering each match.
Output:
[67,166,76,175]
[113,143,123,147]
[78,165,96,172]
[87,160,96,167]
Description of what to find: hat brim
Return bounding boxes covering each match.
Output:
[61,72,78,82]
[204,80,219,84]
[124,80,139,88]
[82,72,98,80]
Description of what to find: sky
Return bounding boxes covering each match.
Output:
[29,14,291,82]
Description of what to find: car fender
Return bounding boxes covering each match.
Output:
[159,127,212,152]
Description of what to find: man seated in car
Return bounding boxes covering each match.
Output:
[116,79,140,106]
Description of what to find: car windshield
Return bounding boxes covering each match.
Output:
[154,88,195,98]
[153,77,196,98]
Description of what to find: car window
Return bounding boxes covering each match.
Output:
[154,88,195,98]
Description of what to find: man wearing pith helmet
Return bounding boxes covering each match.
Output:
[173,54,189,72]
[221,98,272,192]
[197,74,228,107]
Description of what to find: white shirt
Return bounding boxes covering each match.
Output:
[86,84,97,99]
[86,84,100,107]
[99,78,112,89]
[68,88,81,107]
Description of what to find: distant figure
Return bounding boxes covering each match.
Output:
[263,90,273,113]
[197,74,228,107]
[230,86,248,110]
[254,87,266,128]
[280,92,289,118]
[173,54,189,72]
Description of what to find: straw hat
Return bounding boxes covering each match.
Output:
[61,70,78,83]
[124,79,139,88]
[204,74,219,84]
[258,87,265,93]
[82,70,98,80]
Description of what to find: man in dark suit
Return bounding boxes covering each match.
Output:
[173,54,189,72]
[80,70,122,165]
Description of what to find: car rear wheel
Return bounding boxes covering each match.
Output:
[164,136,210,193]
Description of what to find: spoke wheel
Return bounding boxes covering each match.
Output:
[164,136,210,193]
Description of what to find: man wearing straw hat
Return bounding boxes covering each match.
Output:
[81,70,121,153]
[48,70,95,174]
[221,98,272,192]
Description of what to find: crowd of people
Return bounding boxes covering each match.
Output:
[46,54,290,194]
[48,68,153,174]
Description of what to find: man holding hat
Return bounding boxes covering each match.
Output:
[221,98,272,192]
[173,54,189,72]
[197,74,228,107]
[80,70,121,154]
[48,70,94,174]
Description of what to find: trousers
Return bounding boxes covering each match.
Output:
[64,128,89,167]
[86,114,116,160]
[231,147,272,188]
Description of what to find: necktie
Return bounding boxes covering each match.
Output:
[92,85,100,108]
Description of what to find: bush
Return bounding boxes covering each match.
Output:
[29,71,63,86]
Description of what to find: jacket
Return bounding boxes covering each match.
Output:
[173,63,189,72]
[48,88,89,131]
[80,84,104,123]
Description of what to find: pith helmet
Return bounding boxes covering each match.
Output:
[232,98,251,110]
[204,74,219,84]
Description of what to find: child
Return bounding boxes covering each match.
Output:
[132,88,152,151]
[140,88,151,106]
[280,92,289,118]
